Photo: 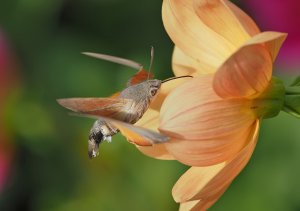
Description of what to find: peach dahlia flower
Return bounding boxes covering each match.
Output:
[134,0,287,210]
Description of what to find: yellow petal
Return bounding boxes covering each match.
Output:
[172,120,259,208]
[172,47,215,77]
[245,31,287,62]
[224,0,260,36]
[163,0,236,74]
[193,0,251,47]
[159,75,256,140]
[213,44,273,99]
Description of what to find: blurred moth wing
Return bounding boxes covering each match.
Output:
[126,69,154,87]
[72,113,169,146]
[57,98,133,118]
[82,51,154,86]
[106,117,169,146]
[82,52,143,71]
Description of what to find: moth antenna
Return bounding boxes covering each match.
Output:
[147,46,154,80]
[82,52,143,71]
[162,75,193,83]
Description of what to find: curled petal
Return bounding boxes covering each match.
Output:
[179,200,200,211]
[159,75,256,140]
[173,163,224,202]
[213,44,273,99]
[245,31,287,62]
[172,120,259,208]
[163,0,236,74]
[193,0,251,47]
[179,185,229,211]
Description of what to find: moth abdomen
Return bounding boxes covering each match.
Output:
[88,120,118,159]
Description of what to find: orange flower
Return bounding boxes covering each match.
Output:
[134,0,287,210]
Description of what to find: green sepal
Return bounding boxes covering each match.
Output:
[290,76,300,87]
[252,77,285,119]
[283,81,300,118]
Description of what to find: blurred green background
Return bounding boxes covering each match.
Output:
[0,0,299,211]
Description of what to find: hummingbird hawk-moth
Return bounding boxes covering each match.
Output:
[57,48,191,158]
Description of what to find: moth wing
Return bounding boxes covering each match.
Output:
[69,113,169,146]
[126,69,154,87]
[82,52,154,86]
[57,98,132,118]
[82,52,143,70]
[102,116,169,146]
[110,92,121,98]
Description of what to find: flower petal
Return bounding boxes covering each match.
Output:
[245,31,287,62]
[162,0,236,74]
[224,0,260,36]
[172,47,215,77]
[136,144,174,160]
[135,109,174,160]
[159,75,256,140]
[173,163,225,202]
[164,125,253,166]
[179,185,229,211]
[193,0,251,47]
[136,109,160,132]
[179,200,200,211]
[150,76,192,111]
[172,120,259,209]
[134,78,191,160]
[159,75,256,166]
[213,44,273,99]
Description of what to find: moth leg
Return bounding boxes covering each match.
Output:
[104,136,112,143]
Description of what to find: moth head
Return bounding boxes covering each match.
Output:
[146,79,161,97]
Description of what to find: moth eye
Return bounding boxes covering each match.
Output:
[150,88,157,96]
